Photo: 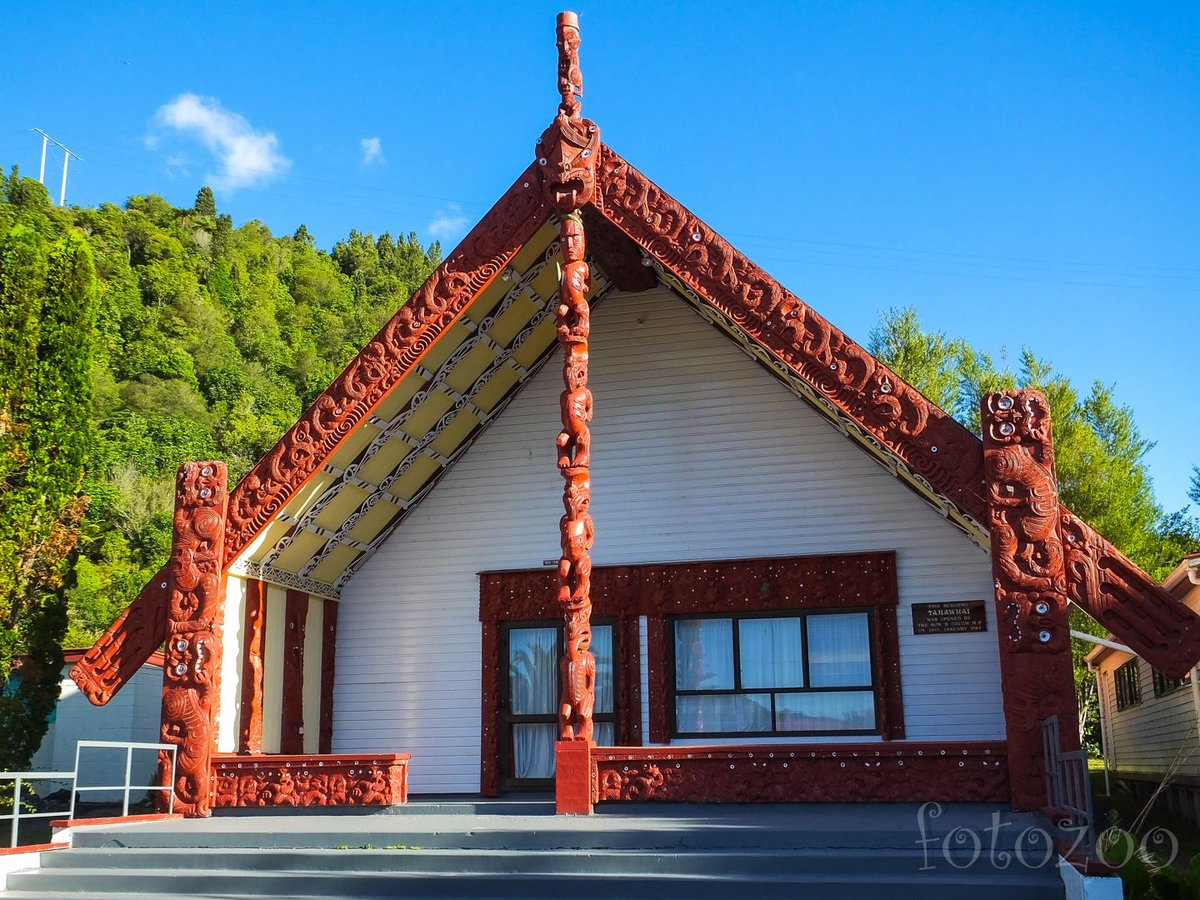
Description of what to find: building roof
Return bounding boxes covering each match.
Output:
[71,14,1200,705]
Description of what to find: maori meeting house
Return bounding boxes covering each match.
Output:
[70,13,1200,818]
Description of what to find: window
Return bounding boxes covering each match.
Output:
[1152,667,1190,698]
[1114,659,1141,711]
[671,611,877,737]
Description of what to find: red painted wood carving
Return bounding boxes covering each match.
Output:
[1059,515,1200,679]
[237,578,266,753]
[982,390,1078,810]
[70,566,169,706]
[280,590,308,754]
[160,461,228,818]
[319,599,338,755]
[555,214,596,744]
[211,753,409,808]
[537,12,598,213]
[593,743,1008,804]
[548,11,598,748]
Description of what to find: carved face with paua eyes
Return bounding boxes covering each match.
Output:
[537,114,600,212]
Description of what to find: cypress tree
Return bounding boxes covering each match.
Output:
[0,223,98,770]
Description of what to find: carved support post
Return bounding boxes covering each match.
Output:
[981,391,1080,811]
[541,10,599,815]
[160,461,228,817]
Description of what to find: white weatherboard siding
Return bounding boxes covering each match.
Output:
[337,288,1004,793]
[1099,657,1200,780]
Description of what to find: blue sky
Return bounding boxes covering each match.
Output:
[5,1,1198,517]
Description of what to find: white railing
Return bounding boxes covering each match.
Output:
[0,740,177,849]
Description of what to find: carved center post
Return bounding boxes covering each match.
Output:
[542,10,600,814]
[160,461,229,817]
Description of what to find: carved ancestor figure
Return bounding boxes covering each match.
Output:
[560,611,596,741]
[556,215,591,343]
[557,355,592,470]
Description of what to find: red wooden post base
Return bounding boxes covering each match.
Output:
[555,740,594,814]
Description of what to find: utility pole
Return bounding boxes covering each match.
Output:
[29,129,83,206]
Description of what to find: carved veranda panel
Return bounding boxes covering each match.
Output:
[593,743,1008,803]
[211,753,408,808]
[319,599,338,755]
[237,578,266,753]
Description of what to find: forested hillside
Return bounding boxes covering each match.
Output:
[0,168,439,647]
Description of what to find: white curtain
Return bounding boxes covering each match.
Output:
[509,627,558,714]
[739,617,804,688]
[676,693,770,733]
[593,625,613,715]
[775,691,875,731]
[806,613,871,687]
[674,619,734,690]
[512,724,556,778]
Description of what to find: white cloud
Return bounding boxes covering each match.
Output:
[428,203,469,241]
[153,93,290,191]
[359,136,385,167]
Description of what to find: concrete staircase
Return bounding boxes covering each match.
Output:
[3,801,1067,899]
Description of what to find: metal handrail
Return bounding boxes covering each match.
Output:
[0,740,177,849]
[70,740,177,821]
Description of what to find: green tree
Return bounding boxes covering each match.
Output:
[194,186,216,219]
[0,185,99,769]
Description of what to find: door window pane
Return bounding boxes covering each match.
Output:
[508,627,558,714]
[807,613,871,687]
[676,693,771,734]
[675,618,734,690]
[512,723,557,779]
[739,617,804,688]
[594,625,613,715]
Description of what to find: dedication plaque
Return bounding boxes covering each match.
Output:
[912,600,987,635]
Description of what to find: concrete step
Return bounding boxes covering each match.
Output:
[4,866,1065,899]
[36,845,1058,878]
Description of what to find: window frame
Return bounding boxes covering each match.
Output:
[1152,666,1190,699]
[668,608,881,739]
[1114,659,1142,711]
